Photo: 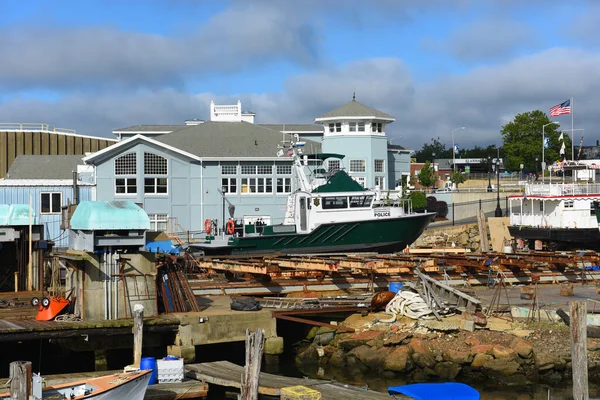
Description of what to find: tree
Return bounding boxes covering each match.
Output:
[501,110,571,172]
[408,191,427,211]
[450,171,466,189]
[414,138,451,163]
[417,161,435,191]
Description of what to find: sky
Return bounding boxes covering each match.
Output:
[1,0,599,151]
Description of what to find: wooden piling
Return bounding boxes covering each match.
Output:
[240,328,265,400]
[9,361,31,399]
[132,304,144,368]
[570,301,588,400]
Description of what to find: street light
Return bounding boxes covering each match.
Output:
[432,152,436,189]
[495,157,502,217]
[487,156,492,192]
[542,122,560,183]
[535,157,539,180]
[452,127,466,173]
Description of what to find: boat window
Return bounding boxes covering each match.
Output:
[322,196,348,209]
[539,202,543,212]
[350,196,373,208]
[564,200,574,208]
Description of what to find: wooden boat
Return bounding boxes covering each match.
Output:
[190,140,436,256]
[0,369,151,400]
[388,382,480,399]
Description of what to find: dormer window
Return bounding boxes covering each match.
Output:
[372,123,382,133]
[328,123,341,133]
[349,122,365,132]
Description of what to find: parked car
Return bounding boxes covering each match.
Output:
[434,187,452,193]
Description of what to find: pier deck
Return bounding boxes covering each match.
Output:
[186,361,390,399]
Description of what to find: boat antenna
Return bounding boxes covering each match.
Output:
[352,89,356,101]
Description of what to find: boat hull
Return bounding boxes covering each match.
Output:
[508,226,600,250]
[194,212,435,256]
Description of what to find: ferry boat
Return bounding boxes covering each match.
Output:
[508,163,600,250]
[189,140,436,256]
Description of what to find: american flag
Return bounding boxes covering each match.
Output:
[549,99,571,116]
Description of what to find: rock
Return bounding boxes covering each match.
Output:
[465,337,480,347]
[510,337,533,359]
[471,344,493,355]
[510,329,534,338]
[463,312,487,326]
[456,232,469,246]
[328,349,346,367]
[535,352,560,371]
[306,326,319,341]
[589,338,600,351]
[471,353,493,369]
[460,320,475,332]
[315,330,336,346]
[409,338,431,355]
[443,348,472,365]
[295,344,319,365]
[390,324,400,333]
[492,345,517,360]
[471,242,480,251]
[434,362,462,380]
[264,336,284,355]
[482,358,521,376]
[412,352,436,369]
[384,346,411,372]
[384,332,412,347]
[349,345,387,370]
[337,331,383,351]
[346,354,368,373]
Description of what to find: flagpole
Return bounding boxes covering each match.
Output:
[571,96,574,161]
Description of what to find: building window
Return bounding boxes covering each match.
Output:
[374,159,384,173]
[277,178,291,193]
[328,159,341,172]
[375,176,385,189]
[257,165,273,175]
[241,178,273,194]
[148,214,168,232]
[40,192,62,214]
[221,165,237,175]
[371,123,382,133]
[564,200,574,208]
[222,178,237,194]
[349,122,356,132]
[115,153,136,175]
[328,123,341,132]
[144,178,168,194]
[350,159,366,173]
[144,153,167,175]
[116,178,137,194]
[241,165,256,175]
[357,122,365,132]
[352,176,366,187]
[276,165,292,175]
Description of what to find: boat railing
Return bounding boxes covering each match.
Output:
[373,197,413,214]
[526,182,600,196]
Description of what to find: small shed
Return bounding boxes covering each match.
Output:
[69,201,150,251]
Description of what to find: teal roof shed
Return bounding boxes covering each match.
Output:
[0,204,33,226]
[70,201,150,230]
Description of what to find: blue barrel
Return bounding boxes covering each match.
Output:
[140,357,158,385]
[389,282,403,293]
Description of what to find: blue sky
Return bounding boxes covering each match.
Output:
[1,0,599,150]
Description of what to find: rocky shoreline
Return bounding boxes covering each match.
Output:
[294,312,600,386]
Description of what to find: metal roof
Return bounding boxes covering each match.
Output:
[154,121,321,158]
[259,124,323,133]
[70,201,150,230]
[6,155,84,180]
[113,125,186,133]
[0,204,32,226]
[315,100,395,121]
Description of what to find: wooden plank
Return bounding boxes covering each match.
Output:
[185,361,389,399]
[570,301,588,400]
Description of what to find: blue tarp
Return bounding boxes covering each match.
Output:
[388,383,480,400]
[146,240,181,255]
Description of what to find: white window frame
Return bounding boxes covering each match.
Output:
[241,165,257,175]
[148,213,168,232]
[116,178,137,195]
[143,153,168,195]
[221,165,237,175]
[115,152,137,175]
[241,177,273,194]
[371,122,383,133]
[144,177,168,195]
[349,122,357,132]
[276,177,292,194]
[40,192,62,214]
[222,177,238,194]
[357,122,365,132]
[374,159,384,173]
[375,176,386,189]
[257,165,273,175]
[349,159,366,173]
[276,165,292,175]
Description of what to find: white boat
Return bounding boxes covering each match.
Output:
[508,162,600,250]
[0,369,151,400]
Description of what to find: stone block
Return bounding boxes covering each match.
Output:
[460,320,475,332]
[264,336,284,355]
[167,344,196,364]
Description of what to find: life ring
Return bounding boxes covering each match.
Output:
[226,219,235,235]
[204,219,211,234]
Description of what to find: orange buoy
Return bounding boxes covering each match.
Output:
[204,219,211,234]
[226,219,235,234]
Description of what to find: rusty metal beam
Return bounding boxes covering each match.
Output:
[272,314,355,333]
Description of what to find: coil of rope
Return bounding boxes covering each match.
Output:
[54,314,82,322]
[385,290,435,320]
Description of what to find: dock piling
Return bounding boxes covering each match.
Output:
[570,301,589,400]
[133,304,144,368]
[9,361,31,399]
[240,328,265,400]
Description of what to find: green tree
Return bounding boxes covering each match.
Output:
[408,191,427,210]
[501,110,571,172]
[414,138,451,163]
[417,161,435,191]
[450,171,466,189]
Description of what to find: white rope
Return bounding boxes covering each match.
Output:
[385,290,435,320]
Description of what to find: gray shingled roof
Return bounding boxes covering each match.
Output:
[7,155,84,179]
[259,124,323,133]
[315,100,395,120]
[154,121,321,157]
[113,125,186,132]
